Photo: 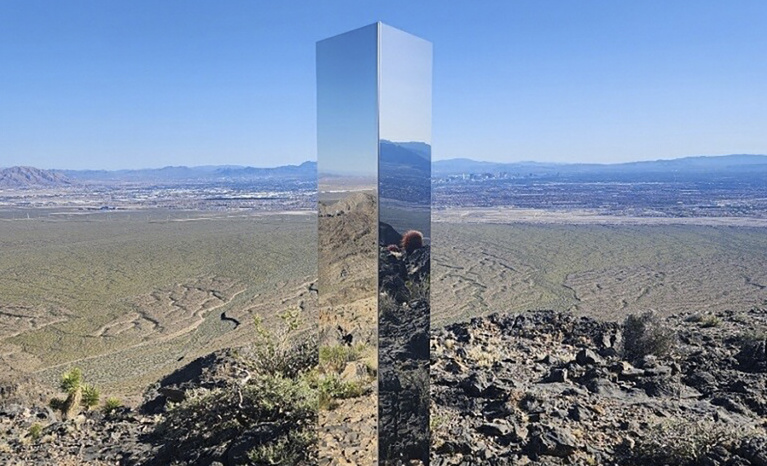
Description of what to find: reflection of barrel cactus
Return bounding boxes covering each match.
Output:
[400,230,423,254]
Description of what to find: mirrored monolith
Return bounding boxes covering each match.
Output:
[317,23,380,465]
[317,22,432,465]
[377,24,432,465]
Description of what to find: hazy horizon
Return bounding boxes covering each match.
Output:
[2,152,766,172]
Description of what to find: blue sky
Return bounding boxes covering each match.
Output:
[1,1,766,169]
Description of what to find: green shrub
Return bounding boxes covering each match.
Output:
[317,375,367,411]
[157,372,317,465]
[153,306,319,465]
[52,367,105,418]
[81,385,100,410]
[246,307,317,378]
[103,396,122,414]
[248,429,316,465]
[622,311,676,363]
[28,423,43,441]
[319,343,366,374]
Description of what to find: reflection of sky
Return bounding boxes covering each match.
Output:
[317,23,378,178]
[379,24,432,145]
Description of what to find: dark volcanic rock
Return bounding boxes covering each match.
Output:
[431,307,767,465]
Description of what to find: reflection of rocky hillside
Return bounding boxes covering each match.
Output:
[318,191,378,345]
[318,191,380,464]
[318,191,377,305]
[379,243,431,464]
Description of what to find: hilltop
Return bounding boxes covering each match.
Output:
[3,306,767,465]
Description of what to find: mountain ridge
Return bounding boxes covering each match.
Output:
[0,166,72,188]
[3,154,766,186]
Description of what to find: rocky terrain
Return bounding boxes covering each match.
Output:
[430,307,767,465]
[3,303,767,464]
[378,241,431,464]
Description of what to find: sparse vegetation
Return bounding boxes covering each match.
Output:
[246,307,317,378]
[406,276,430,302]
[620,420,747,465]
[687,313,721,328]
[622,311,676,363]
[317,375,368,411]
[103,396,122,414]
[152,306,318,465]
[28,423,43,442]
[319,343,367,374]
[58,368,86,419]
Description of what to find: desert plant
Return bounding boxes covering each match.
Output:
[60,367,82,394]
[619,420,744,465]
[151,306,319,464]
[103,396,122,414]
[686,313,721,328]
[54,367,104,419]
[317,375,367,410]
[156,371,317,465]
[622,311,676,364]
[28,423,43,441]
[247,306,317,378]
[401,230,424,254]
[59,367,84,419]
[248,429,316,465]
[319,343,367,374]
[406,276,430,302]
[81,384,100,410]
[387,244,401,253]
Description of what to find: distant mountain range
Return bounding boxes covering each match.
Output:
[432,154,767,177]
[2,154,766,188]
[56,161,316,183]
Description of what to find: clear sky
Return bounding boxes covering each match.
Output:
[1,1,766,169]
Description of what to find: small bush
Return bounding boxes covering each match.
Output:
[28,423,43,441]
[318,375,367,411]
[248,429,316,465]
[103,396,122,414]
[157,372,317,465]
[152,305,319,465]
[319,343,366,374]
[686,313,721,328]
[620,420,742,465]
[247,307,317,378]
[622,311,676,363]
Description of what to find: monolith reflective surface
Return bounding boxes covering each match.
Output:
[317,22,432,465]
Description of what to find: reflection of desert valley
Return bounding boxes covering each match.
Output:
[2,154,767,464]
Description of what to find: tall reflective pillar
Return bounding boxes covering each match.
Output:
[317,22,432,465]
